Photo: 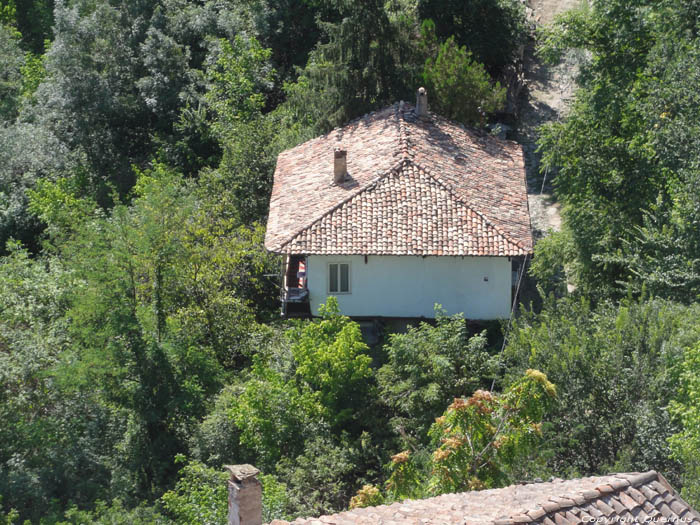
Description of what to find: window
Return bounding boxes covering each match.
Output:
[328,262,350,293]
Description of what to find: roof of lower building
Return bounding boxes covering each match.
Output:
[264,102,532,257]
[269,471,700,525]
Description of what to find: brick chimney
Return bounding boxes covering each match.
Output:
[334,148,347,183]
[226,464,262,525]
[416,87,428,116]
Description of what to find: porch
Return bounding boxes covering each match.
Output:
[280,255,311,318]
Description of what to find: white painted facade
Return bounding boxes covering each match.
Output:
[305,255,512,319]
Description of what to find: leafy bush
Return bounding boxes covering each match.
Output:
[290,298,373,429]
[378,310,497,444]
[376,370,555,502]
[669,342,700,507]
[504,296,698,483]
[161,457,228,525]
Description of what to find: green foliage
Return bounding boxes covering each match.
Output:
[290,298,373,429]
[426,371,555,492]
[537,0,700,301]
[54,500,164,525]
[0,24,23,121]
[283,0,422,132]
[417,0,527,75]
[275,435,359,518]
[217,298,374,468]
[0,243,118,521]
[529,229,576,297]
[1,504,19,525]
[19,49,45,103]
[422,33,506,125]
[12,0,54,53]
[230,363,323,470]
[160,456,228,525]
[0,120,74,254]
[505,296,697,483]
[0,0,16,28]
[53,165,278,498]
[205,35,273,134]
[202,34,303,224]
[384,450,425,500]
[669,343,700,507]
[191,306,381,519]
[383,371,555,500]
[0,156,277,519]
[260,473,293,523]
[378,310,496,443]
[27,176,97,242]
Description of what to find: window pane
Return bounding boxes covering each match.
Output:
[340,264,349,292]
[329,264,338,292]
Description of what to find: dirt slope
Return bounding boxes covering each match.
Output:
[517,0,582,235]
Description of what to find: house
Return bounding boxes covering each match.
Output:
[225,466,700,525]
[264,89,533,320]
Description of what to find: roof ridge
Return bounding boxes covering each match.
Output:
[494,471,661,525]
[277,159,407,253]
[412,162,528,252]
[276,104,401,160]
[397,101,411,162]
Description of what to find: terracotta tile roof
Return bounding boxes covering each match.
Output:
[269,471,700,525]
[265,103,532,257]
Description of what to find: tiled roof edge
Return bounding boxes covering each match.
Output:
[655,472,700,521]
[269,102,533,255]
[493,472,663,525]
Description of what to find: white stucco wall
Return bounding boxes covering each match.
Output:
[306,255,512,319]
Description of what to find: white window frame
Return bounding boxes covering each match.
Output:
[327,262,351,294]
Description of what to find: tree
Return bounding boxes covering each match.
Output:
[290,298,373,430]
[504,296,695,483]
[26,0,261,206]
[0,24,23,121]
[425,371,555,493]
[0,243,115,521]
[668,342,700,507]
[50,164,275,502]
[283,0,422,132]
[160,456,228,525]
[378,310,496,444]
[229,363,323,470]
[537,0,700,300]
[202,34,281,225]
[375,370,556,501]
[422,32,506,125]
[417,0,527,76]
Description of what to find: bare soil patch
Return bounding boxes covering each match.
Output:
[516,0,581,235]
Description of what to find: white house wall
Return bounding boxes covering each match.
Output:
[306,255,512,319]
